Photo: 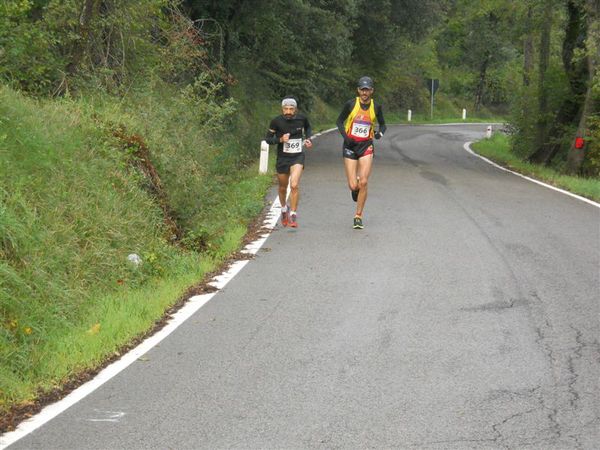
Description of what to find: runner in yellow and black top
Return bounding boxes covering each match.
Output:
[336,76,386,229]
[265,97,313,228]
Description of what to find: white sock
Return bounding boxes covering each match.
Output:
[290,210,297,216]
[281,204,287,213]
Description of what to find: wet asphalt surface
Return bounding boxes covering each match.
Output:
[9,125,600,449]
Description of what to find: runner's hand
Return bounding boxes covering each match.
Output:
[343,136,354,147]
[375,131,383,140]
[281,133,290,143]
[304,139,313,149]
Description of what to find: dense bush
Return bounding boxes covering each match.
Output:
[581,115,600,176]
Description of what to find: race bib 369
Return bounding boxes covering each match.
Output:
[283,138,303,153]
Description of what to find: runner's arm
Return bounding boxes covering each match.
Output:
[375,104,387,136]
[336,101,353,139]
[265,119,280,145]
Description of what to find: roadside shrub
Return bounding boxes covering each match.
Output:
[581,115,600,177]
[0,1,64,93]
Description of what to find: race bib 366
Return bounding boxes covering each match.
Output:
[350,121,371,139]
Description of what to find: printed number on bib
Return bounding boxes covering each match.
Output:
[351,123,371,139]
[283,138,303,154]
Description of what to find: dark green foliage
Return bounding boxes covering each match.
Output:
[0,0,233,95]
[0,1,65,93]
[436,0,522,111]
[186,0,357,106]
[581,115,600,176]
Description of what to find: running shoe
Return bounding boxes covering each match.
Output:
[351,189,359,202]
[289,213,298,228]
[281,210,289,227]
[353,215,363,229]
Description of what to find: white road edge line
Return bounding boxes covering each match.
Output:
[464,141,600,209]
[0,130,337,449]
[400,122,504,126]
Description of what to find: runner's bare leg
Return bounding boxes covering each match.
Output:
[356,154,373,216]
[288,164,303,211]
[344,158,359,192]
[277,173,290,207]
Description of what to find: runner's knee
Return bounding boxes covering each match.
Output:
[290,181,299,191]
[358,178,368,189]
[348,180,358,191]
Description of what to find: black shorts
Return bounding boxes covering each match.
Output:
[342,143,374,160]
[276,153,305,174]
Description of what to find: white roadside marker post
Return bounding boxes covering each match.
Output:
[408,109,412,122]
[259,140,269,174]
[462,109,467,120]
[486,125,492,138]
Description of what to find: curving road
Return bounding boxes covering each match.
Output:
[7,125,600,449]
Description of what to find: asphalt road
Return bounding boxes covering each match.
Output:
[9,125,600,449]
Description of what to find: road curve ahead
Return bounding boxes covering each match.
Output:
[8,125,600,449]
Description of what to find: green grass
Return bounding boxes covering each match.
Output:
[308,97,339,132]
[385,110,506,125]
[471,133,600,202]
[0,85,273,412]
[5,223,251,406]
[385,93,506,124]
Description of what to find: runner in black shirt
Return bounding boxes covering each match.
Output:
[337,76,386,229]
[265,97,313,228]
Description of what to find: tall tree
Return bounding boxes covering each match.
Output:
[351,0,445,78]
[566,0,600,172]
[66,0,96,78]
[523,5,534,87]
[532,0,554,159]
[435,0,521,111]
[529,0,589,164]
[185,0,357,105]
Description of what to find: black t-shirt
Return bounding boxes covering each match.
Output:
[265,114,313,157]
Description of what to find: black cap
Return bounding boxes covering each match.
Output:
[357,76,374,89]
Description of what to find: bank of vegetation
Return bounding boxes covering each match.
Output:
[1,0,598,422]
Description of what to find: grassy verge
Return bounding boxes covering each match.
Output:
[7,222,253,406]
[0,85,272,414]
[471,133,600,202]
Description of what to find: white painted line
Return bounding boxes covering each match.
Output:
[463,142,600,208]
[393,122,504,127]
[0,127,338,450]
[85,410,126,423]
[311,127,337,138]
[0,292,215,448]
[208,260,250,289]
